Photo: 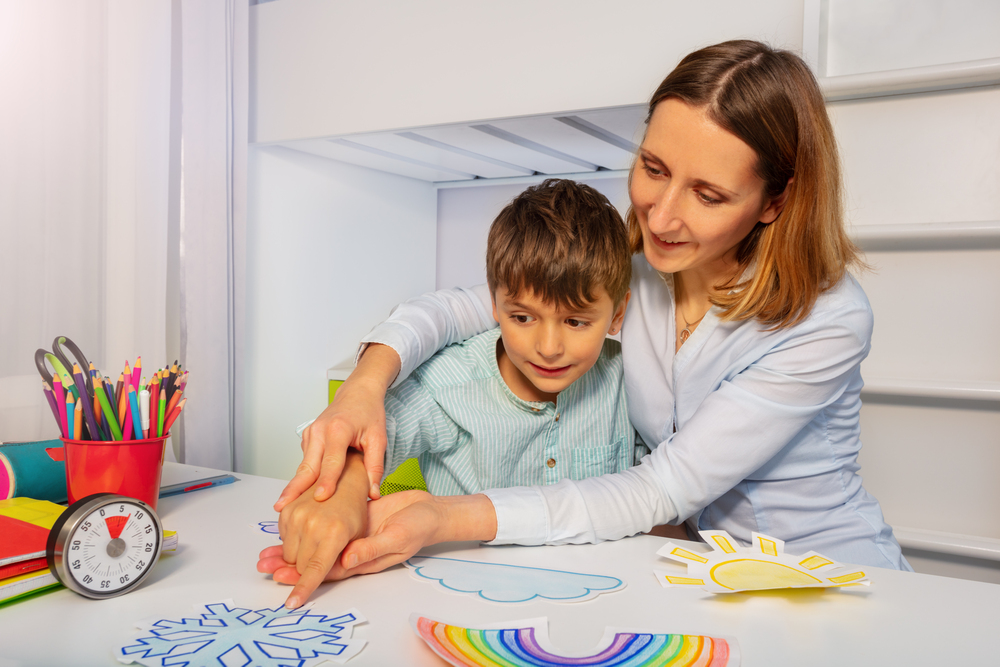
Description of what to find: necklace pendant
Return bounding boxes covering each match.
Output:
[679,328,692,344]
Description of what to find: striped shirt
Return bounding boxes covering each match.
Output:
[384,327,637,496]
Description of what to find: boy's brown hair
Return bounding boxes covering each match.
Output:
[486,179,631,309]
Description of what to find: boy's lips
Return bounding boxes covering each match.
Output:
[529,362,571,377]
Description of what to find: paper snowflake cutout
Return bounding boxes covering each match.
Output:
[257,520,281,536]
[655,530,870,593]
[117,600,365,667]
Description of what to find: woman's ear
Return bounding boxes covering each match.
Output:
[608,290,631,334]
[760,178,794,224]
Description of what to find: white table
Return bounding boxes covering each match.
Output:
[1,463,998,666]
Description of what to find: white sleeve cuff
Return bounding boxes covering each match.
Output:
[482,486,549,546]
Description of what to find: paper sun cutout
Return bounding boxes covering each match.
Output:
[405,556,625,604]
[655,530,870,593]
[411,615,736,666]
[117,600,365,666]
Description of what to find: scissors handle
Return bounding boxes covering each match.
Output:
[52,336,95,396]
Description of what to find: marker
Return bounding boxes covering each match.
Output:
[158,474,238,498]
[140,388,151,439]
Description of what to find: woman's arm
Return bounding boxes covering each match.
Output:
[276,285,496,509]
[338,297,871,568]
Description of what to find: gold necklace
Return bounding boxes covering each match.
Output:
[678,310,707,345]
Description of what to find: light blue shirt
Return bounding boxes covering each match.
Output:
[383,327,637,495]
[361,256,911,570]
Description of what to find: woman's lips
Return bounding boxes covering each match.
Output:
[651,235,689,250]
[530,362,571,377]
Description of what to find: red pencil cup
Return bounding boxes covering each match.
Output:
[49,435,169,511]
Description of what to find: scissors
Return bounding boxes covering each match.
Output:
[35,336,96,399]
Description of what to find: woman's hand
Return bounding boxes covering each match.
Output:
[339,490,499,574]
[274,344,401,511]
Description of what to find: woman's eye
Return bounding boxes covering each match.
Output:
[697,191,722,205]
[642,162,664,177]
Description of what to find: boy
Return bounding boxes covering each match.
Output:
[262,179,637,606]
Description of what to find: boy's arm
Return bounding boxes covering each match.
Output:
[258,451,369,609]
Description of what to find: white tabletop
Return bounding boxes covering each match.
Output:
[1,463,998,666]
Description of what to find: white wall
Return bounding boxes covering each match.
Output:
[251,0,803,142]
[436,175,630,290]
[244,146,436,478]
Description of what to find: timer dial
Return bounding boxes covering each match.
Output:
[47,493,163,599]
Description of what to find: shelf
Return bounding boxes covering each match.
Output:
[851,221,1000,251]
[895,526,1000,562]
[861,377,1000,403]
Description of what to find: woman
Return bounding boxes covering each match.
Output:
[265,40,910,605]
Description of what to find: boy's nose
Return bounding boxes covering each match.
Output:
[536,327,564,359]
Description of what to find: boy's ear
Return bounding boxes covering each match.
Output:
[608,290,630,335]
[760,178,793,225]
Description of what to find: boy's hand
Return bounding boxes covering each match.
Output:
[274,344,401,511]
[259,452,369,609]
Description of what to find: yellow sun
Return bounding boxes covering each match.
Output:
[654,530,869,593]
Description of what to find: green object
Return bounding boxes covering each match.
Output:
[380,457,428,496]
[93,373,123,441]
[328,378,427,496]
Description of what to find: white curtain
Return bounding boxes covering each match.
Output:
[0,0,247,472]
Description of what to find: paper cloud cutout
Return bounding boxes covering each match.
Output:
[404,556,625,604]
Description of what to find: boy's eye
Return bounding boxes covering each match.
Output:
[512,314,532,324]
[566,319,589,328]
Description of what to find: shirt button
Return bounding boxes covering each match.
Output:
[554,414,560,422]
[532,408,540,412]
[546,458,556,468]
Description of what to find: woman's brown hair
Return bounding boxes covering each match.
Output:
[626,40,863,328]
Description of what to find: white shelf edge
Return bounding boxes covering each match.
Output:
[861,377,1000,403]
[895,526,1000,562]
[850,220,1000,244]
[821,57,1000,102]
[434,168,630,190]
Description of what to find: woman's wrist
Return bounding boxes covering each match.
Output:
[352,343,401,393]
[431,494,498,544]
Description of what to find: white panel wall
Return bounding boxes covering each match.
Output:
[251,0,803,142]
[831,85,1000,582]
[436,176,630,290]
[244,147,436,478]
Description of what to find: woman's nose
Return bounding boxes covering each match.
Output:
[645,184,683,234]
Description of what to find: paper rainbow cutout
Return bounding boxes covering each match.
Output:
[411,615,735,666]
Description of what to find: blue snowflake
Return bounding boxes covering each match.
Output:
[257,521,281,537]
[119,600,365,667]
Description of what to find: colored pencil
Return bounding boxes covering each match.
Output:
[165,388,183,418]
[157,390,167,437]
[66,393,75,441]
[102,377,118,427]
[93,392,102,433]
[53,375,68,438]
[162,397,186,434]
[42,381,61,428]
[73,399,83,440]
[122,384,134,441]
[71,364,101,441]
[93,372,123,441]
[117,379,129,431]
[115,372,124,406]
[149,374,160,435]
[131,357,142,395]
[128,385,142,440]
